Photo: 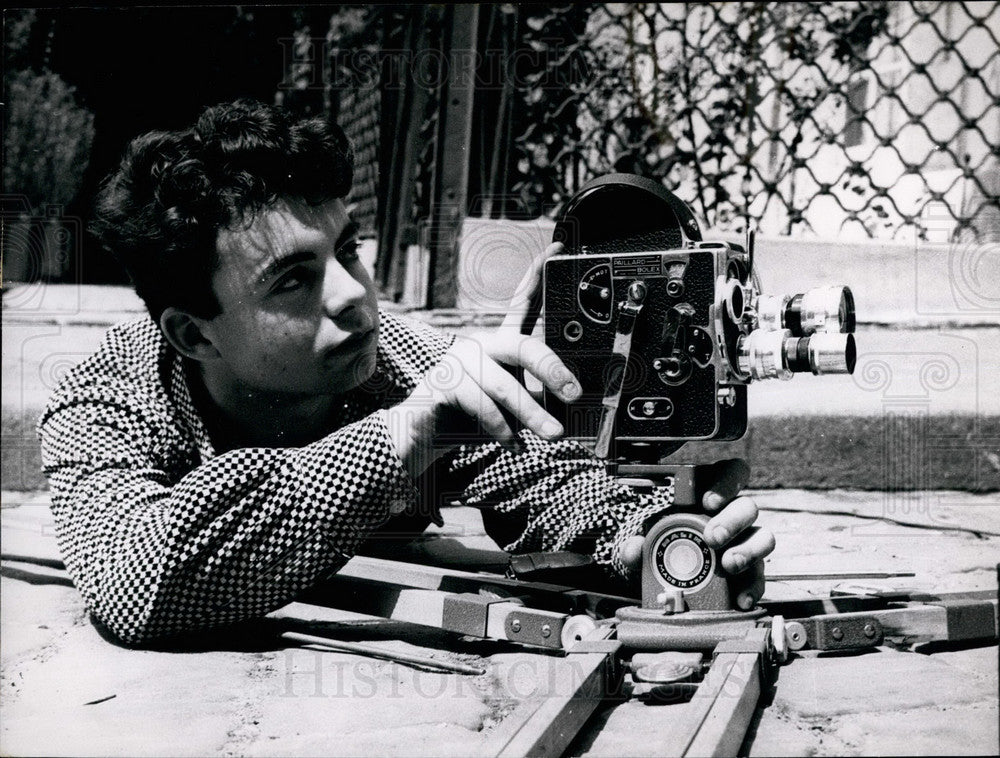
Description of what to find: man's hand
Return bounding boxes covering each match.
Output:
[386,242,576,476]
[699,459,775,609]
[621,459,775,609]
[386,331,581,475]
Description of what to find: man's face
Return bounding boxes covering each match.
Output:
[201,197,379,396]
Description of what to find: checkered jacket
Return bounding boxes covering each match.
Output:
[38,310,673,644]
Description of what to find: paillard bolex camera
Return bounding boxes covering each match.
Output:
[540,175,857,639]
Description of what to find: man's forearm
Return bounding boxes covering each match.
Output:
[44,408,416,644]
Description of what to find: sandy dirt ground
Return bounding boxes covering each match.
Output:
[1,490,998,757]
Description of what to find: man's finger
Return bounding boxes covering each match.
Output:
[490,332,581,403]
[719,526,775,573]
[619,535,644,574]
[450,372,517,447]
[730,560,766,610]
[701,458,751,511]
[502,242,564,335]
[703,495,758,548]
[477,355,565,442]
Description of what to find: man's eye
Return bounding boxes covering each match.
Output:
[337,240,361,262]
[272,267,315,293]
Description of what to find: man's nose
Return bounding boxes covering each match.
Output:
[321,257,368,323]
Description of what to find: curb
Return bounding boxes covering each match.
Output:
[5,407,996,493]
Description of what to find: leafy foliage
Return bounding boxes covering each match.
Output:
[4,69,95,213]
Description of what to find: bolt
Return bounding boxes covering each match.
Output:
[653,359,664,371]
[863,623,876,638]
[831,627,844,641]
[541,624,551,638]
[642,401,656,416]
[511,619,521,633]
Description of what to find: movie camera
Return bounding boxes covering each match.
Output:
[540,174,857,619]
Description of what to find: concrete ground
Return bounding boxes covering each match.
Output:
[2,490,997,757]
[3,237,998,757]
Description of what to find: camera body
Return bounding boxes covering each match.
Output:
[541,174,855,457]
[543,238,750,445]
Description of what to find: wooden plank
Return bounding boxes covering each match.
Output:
[762,589,996,620]
[684,653,762,757]
[492,651,617,757]
[655,651,762,757]
[333,556,635,616]
[801,601,998,647]
[305,573,570,647]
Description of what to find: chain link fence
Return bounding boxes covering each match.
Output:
[311,2,999,302]
[493,1,999,242]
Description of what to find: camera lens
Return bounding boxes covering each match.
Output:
[756,286,855,336]
[738,330,856,379]
[786,286,855,335]
[737,329,793,380]
[784,332,857,375]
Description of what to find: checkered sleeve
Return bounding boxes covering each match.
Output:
[39,395,415,645]
[448,431,674,580]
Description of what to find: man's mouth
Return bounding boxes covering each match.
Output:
[325,328,377,361]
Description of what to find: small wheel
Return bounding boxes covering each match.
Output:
[771,614,789,664]
[561,615,598,649]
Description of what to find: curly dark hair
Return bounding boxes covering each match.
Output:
[92,99,354,323]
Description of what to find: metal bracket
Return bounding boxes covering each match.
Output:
[505,609,567,649]
[799,613,884,650]
[442,593,509,637]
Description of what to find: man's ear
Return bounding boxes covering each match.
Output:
[160,307,220,363]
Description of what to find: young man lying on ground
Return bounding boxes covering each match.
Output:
[38,100,774,645]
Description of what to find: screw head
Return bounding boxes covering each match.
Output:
[541,624,551,638]
[511,619,521,633]
[863,623,876,638]
[831,627,844,641]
